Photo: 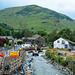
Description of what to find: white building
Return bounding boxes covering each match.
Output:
[53,38,75,50]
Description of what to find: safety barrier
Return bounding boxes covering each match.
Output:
[21,57,34,75]
[1,49,25,75]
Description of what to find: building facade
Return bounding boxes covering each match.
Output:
[22,34,45,46]
[53,38,75,50]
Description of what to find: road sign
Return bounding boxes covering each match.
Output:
[10,51,19,58]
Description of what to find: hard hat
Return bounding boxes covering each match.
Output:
[20,48,21,50]
[1,51,3,54]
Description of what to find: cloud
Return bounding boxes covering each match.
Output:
[0,0,75,19]
[31,0,75,12]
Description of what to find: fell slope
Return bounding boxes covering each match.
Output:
[0,5,75,32]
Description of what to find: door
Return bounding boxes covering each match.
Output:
[65,44,68,48]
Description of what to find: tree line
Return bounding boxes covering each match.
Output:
[11,28,75,45]
[0,24,75,45]
[35,28,75,45]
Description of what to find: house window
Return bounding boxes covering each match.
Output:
[62,40,65,44]
[57,40,59,43]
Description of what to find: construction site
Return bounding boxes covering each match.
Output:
[0,45,34,75]
[0,43,74,75]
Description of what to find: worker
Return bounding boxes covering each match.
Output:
[35,44,38,50]
[19,48,21,56]
[0,51,4,57]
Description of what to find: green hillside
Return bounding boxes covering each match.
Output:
[0,23,14,31]
[0,5,75,33]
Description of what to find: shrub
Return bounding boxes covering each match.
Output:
[54,48,59,49]
[45,49,75,74]
[6,45,9,47]
[54,56,57,62]
[41,47,45,50]
[8,42,13,46]
[60,59,67,66]
[49,47,53,49]
[73,65,75,74]
[60,48,68,51]
[45,50,51,58]
[55,56,62,63]
[51,55,54,60]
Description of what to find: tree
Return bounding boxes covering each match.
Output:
[0,27,3,36]
[61,33,69,39]
[0,27,10,36]
[6,37,9,44]
[58,28,72,40]
[5,30,11,36]
[0,38,7,47]
[12,32,22,39]
[48,29,59,43]
[71,31,75,42]
[35,30,47,37]
[22,29,33,37]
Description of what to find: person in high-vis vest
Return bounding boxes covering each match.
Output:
[35,44,38,50]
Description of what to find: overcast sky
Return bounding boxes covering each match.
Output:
[0,0,75,19]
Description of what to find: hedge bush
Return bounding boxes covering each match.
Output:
[45,50,75,74]
[73,65,75,74]
[45,50,51,58]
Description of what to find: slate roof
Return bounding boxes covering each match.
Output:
[0,36,14,40]
[22,37,36,40]
[32,34,40,39]
[22,34,45,40]
[65,39,75,45]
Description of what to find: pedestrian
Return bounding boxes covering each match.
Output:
[35,44,38,50]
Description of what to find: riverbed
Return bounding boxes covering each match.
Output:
[32,52,64,75]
